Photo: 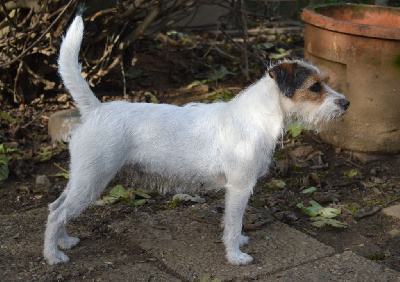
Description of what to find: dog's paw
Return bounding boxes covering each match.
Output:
[45,250,70,265]
[238,234,249,246]
[58,236,80,250]
[227,252,253,265]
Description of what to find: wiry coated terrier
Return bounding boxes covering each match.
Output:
[44,9,349,265]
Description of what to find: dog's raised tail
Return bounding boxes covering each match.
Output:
[58,5,100,120]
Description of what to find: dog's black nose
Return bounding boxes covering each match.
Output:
[338,99,350,110]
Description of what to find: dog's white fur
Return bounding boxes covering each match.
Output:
[44,12,349,265]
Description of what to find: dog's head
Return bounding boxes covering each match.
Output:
[268,60,349,128]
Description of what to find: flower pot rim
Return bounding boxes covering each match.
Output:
[301,3,400,40]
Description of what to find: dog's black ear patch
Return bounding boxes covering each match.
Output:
[269,62,311,98]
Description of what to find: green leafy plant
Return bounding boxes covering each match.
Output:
[206,66,234,87]
[211,89,235,102]
[0,111,18,124]
[264,235,271,241]
[53,163,69,179]
[310,217,348,228]
[168,198,181,210]
[269,48,292,60]
[347,206,360,212]
[125,68,149,80]
[264,179,286,191]
[344,169,360,178]
[96,185,151,206]
[297,200,347,228]
[0,143,21,181]
[0,155,9,181]
[301,187,317,195]
[370,253,387,261]
[286,122,308,138]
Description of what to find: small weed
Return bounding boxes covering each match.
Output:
[0,143,23,181]
[264,179,286,191]
[301,187,317,195]
[0,155,9,181]
[269,48,292,59]
[0,111,18,124]
[210,89,234,102]
[125,68,149,80]
[293,166,302,172]
[264,235,271,241]
[301,228,309,234]
[96,185,151,206]
[344,169,360,178]
[274,152,289,160]
[297,200,347,228]
[370,253,386,261]
[316,171,328,180]
[289,179,300,187]
[205,66,233,87]
[144,92,159,103]
[286,122,308,138]
[377,200,387,206]
[53,163,69,179]
[166,30,194,46]
[168,198,181,210]
[347,206,360,212]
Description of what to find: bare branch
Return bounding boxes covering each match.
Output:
[0,0,76,68]
[1,0,20,30]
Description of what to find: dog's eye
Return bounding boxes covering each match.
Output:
[309,82,322,93]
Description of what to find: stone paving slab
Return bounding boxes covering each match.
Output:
[117,210,336,281]
[86,262,182,281]
[2,206,399,281]
[0,208,177,281]
[382,204,400,220]
[265,251,400,282]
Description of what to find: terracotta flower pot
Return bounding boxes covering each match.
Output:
[301,4,400,153]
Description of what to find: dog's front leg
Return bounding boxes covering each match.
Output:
[222,186,253,265]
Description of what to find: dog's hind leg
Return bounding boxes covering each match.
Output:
[47,183,80,250]
[48,182,71,212]
[222,185,253,265]
[44,176,113,264]
[44,152,126,264]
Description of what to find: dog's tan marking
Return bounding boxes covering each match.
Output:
[291,74,330,104]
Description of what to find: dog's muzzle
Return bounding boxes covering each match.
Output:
[336,99,350,111]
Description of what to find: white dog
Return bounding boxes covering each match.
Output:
[44,7,349,266]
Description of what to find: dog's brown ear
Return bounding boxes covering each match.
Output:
[269,62,310,98]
